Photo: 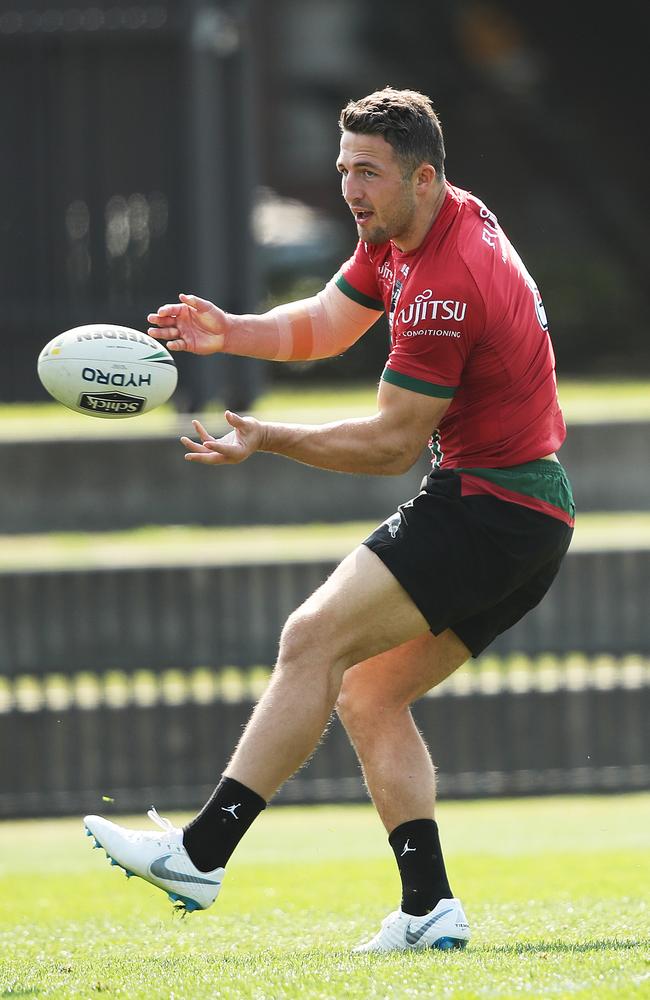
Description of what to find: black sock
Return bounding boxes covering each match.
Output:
[388,818,453,916]
[182,776,266,872]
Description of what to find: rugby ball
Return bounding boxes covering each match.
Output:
[37,324,178,418]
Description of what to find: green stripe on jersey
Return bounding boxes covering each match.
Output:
[459,460,575,519]
[335,274,384,311]
[382,367,457,398]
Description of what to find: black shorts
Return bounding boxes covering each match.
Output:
[363,467,574,657]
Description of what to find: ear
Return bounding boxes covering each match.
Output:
[414,163,437,191]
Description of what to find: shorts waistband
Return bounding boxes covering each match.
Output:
[452,460,575,524]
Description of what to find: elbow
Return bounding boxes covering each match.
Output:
[381,442,423,476]
[392,454,421,476]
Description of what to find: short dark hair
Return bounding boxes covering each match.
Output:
[339,87,445,178]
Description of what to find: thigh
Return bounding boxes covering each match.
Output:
[338,629,471,712]
[289,544,431,667]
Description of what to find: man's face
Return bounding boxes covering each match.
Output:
[337,131,417,246]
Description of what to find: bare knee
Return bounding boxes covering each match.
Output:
[334,681,366,734]
[276,605,348,684]
[335,670,407,736]
[337,630,470,732]
[280,603,322,661]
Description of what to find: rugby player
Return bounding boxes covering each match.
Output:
[85,87,574,953]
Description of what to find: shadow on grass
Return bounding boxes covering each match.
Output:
[484,937,646,956]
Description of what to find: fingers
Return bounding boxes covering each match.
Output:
[180,418,245,465]
[183,449,228,465]
[179,293,214,312]
[147,332,186,350]
[185,453,231,465]
[147,303,187,323]
[180,435,209,453]
[179,421,219,452]
[147,323,179,338]
[146,301,193,339]
[191,419,214,443]
[148,296,214,325]
[180,433,227,463]
[182,441,239,465]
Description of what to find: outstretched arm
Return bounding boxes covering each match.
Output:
[181,380,450,477]
[147,281,382,362]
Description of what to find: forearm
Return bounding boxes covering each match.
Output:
[182,380,447,474]
[259,416,417,476]
[224,281,379,362]
[223,304,311,361]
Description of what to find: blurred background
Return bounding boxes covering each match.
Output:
[2,0,649,408]
[0,0,649,817]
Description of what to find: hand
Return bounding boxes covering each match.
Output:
[147,293,228,354]
[181,413,265,466]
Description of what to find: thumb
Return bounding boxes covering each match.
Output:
[179,293,215,313]
[224,409,245,428]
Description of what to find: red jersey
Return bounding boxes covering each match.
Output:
[335,183,566,471]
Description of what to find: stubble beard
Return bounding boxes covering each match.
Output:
[359,188,417,246]
[361,222,390,245]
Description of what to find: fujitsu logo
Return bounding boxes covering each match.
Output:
[398,289,467,325]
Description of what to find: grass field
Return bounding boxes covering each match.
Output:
[1,795,648,999]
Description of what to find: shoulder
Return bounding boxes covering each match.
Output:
[421,184,488,308]
[451,187,510,261]
[446,186,513,297]
[337,240,389,310]
[342,238,393,277]
[346,240,393,295]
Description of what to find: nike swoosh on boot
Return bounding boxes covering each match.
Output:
[149,855,222,886]
[405,907,454,946]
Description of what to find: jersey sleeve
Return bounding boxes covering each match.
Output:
[334,242,385,312]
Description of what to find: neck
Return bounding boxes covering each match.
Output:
[393,181,447,253]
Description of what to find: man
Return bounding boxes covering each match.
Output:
[84,87,574,953]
